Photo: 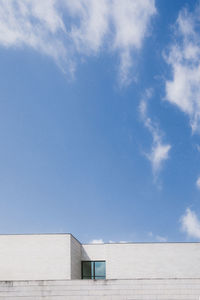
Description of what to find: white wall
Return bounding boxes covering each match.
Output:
[83,242,200,279]
[0,234,71,280]
[2,234,200,281]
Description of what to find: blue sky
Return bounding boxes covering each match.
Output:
[1,0,200,243]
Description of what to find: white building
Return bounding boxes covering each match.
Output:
[0,233,200,299]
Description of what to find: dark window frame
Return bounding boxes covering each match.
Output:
[81,260,106,280]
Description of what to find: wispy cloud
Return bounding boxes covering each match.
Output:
[140,89,171,175]
[165,4,200,132]
[0,0,156,84]
[148,231,167,242]
[90,239,104,244]
[196,176,200,190]
[91,239,130,244]
[180,208,200,239]
[0,0,72,71]
[108,0,157,84]
[155,235,167,242]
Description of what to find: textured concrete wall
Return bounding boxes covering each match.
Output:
[83,242,200,279]
[71,235,82,279]
[0,234,71,280]
[0,279,200,299]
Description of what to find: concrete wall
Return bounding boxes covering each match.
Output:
[71,235,82,279]
[83,242,200,279]
[0,234,71,280]
[1,279,200,299]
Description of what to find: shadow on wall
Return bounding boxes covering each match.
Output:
[81,248,91,260]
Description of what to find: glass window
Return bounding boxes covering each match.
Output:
[82,261,92,279]
[82,261,106,280]
[94,261,106,279]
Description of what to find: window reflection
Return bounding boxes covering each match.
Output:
[94,261,106,278]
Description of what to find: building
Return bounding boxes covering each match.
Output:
[0,233,200,299]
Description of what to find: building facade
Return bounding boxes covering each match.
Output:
[0,233,200,299]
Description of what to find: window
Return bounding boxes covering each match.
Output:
[82,261,106,279]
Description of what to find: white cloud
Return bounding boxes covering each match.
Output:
[90,239,104,244]
[196,144,200,152]
[91,239,131,244]
[196,177,200,189]
[180,208,200,239]
[108,240,130,243]
[140,90,171,174]
[63,0,110,54]
[148,143,171,174]
[165,5,200,132]
[0,0,156,83]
